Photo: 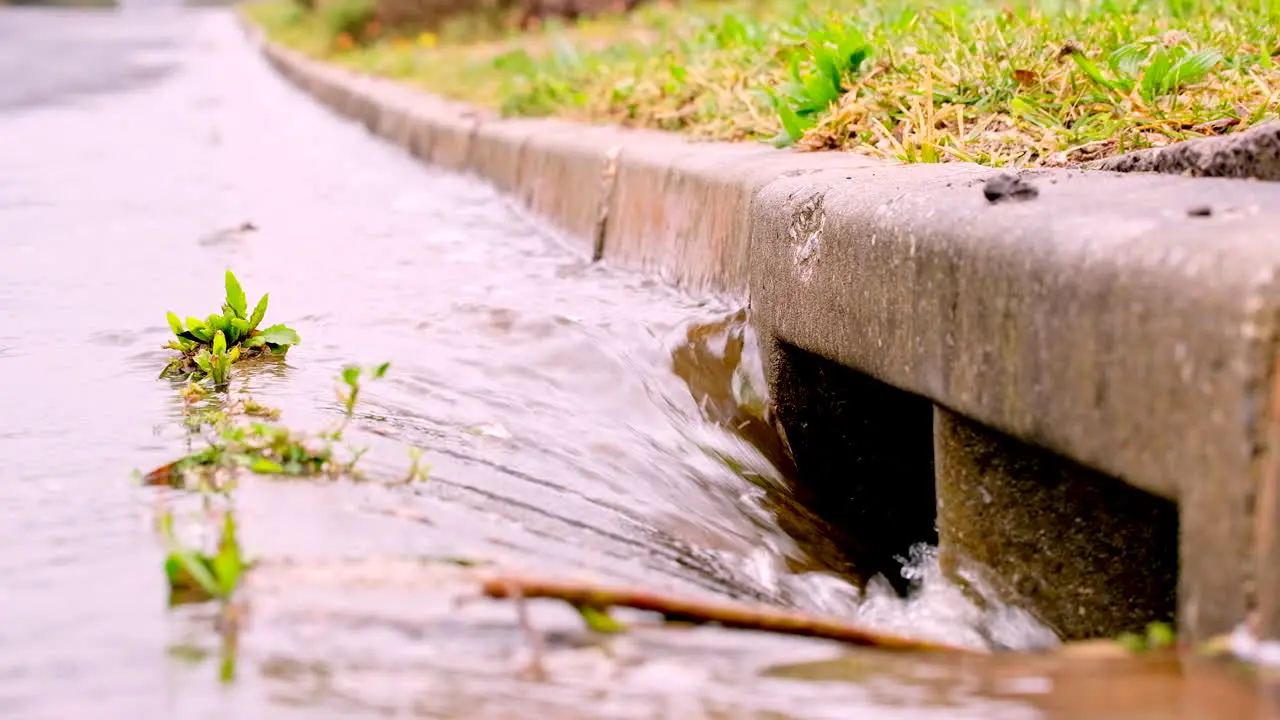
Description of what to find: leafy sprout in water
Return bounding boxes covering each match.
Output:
[331,361,391,440]
[144,362,427,489]
[144,421,340,490]
[160,509,248,606]
[163,270,301,383]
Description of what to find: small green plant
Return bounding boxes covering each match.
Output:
[1115,621,1178,653]
[761,21,870,148]
[163,270,300,382]
[145,363,417,489]
[160,510,247,605]
[192,331,239,388]
[145,421,339,489]
[331,361,390,440]
[394,445,432,484]
[1071,40,1224,104]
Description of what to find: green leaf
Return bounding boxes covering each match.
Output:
[256,324,300,347]
[1072,52,1124,92]
[229,318,250,344]
[249,294,269,331]
[1141,48,1173,100]
[159,513,222,599]
[211,513,243,596]
[776,102,813,145]
[573,603,626,633]
[167,312,185,335]
[242,336,266,348]
[225,271,248,318]
[185,317,211,341]
[341,365,361,386]
[1108,42,1148,79]
[249,457,284,473]
[1009,96,1060,129]
[212,330,227,356]
[1146,621,1176,649]
[1166,49,1222,93]
[372,362,391,379]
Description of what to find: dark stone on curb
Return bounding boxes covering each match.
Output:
[983,172,1039,203]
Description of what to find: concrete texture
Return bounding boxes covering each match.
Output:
[935,406,1179,640]
[1086,120,1280,181]
[245,21,1280,645]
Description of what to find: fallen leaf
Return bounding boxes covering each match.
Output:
[1012,69,1040,86]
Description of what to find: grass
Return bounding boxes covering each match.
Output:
[244,0,1280,167]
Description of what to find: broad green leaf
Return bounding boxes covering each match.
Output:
[242,336,266,348]
[574,604,626,633]
[166,312,185,335]
[158,513,222,599]
[229,318,250,344]
[776,102,812,145]
[1141,48,1173,100]
[249,294,269,331]
[256,324,300,347]
[165,550,220,599]
[341,366,361,386]
[212,331,227,355]
[224,271,248,319]
[1108,42,1148,79]
[1167,49,1222,93]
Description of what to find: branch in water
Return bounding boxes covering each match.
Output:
[481,574,973,654]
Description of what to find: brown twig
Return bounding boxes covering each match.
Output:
[481,574,972,654]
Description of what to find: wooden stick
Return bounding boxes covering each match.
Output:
[481,574,972,654]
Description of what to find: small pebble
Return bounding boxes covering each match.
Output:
[1186,205,1213,217]
[983,173,1039,203]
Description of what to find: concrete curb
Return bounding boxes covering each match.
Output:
[242,19,1280,644]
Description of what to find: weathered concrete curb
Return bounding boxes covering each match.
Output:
[241,18,1280,645]
[1085,119,1280,181]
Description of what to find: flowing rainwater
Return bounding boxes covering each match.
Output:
[0,5,1275,719]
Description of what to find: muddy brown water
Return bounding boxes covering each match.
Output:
[1,5,1277,719]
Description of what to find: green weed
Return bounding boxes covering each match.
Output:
[160,509,248,606]
[331,361,391,440]
[1115,621,1178,652]
[762,20,870,148]
[163,271,300,384]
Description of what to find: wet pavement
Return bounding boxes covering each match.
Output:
[1,4,1277,719]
